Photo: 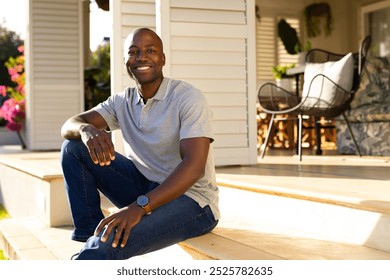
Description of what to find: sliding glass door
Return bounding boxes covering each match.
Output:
[362,0,390,56]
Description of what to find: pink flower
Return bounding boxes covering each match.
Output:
[8,68,17,76]
[11,73,20,82]
[5,121,23,131]
[15,64,23,72]
[0,85,6,97]
[5,121,22,131]
[0,45,25,132]
[16,85,25,95]
[0,98,25,131]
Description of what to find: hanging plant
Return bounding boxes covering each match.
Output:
[278,19,311,55]
[304,2,334,38]
[278,19,300,55]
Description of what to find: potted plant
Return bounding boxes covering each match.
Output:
[272,64,295,90]
[272,64,294,79]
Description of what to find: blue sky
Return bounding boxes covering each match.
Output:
[0,0,110,51]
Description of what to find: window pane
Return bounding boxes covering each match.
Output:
[368,8,390,56]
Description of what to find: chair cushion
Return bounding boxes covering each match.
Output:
[350,56,390,109]
[301,52,354,108]
[345,103,390,122]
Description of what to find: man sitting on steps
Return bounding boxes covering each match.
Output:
[60,27,219,260]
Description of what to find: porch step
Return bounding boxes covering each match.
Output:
[2,187,390,260]
[99,187,390,260]
[1,151,390,259]
[0,151,72,227]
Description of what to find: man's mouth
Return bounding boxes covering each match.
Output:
[135,66,151,71]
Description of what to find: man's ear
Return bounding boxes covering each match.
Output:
[162,53,166,66]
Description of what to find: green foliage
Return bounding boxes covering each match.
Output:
[86,41,111,109]
[294,40,312,53]
[0,46,26,134]
[0,204,9,260]
[0,250,7,260]
[304,2,334,38]
[90,43,110,84]
[0,24,23,88]
[272,64,295,80]
[0,24,23,127]
[0,204,10,219]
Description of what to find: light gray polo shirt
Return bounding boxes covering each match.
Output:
[94,78,219,219]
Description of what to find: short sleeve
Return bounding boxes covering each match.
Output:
[93,92,123,131]
[179,87,214,143]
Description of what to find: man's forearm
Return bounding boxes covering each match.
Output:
[61,116,90,139]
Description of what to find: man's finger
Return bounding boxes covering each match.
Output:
[100,220,117,243]
[120,227,132,248]
[94,216,112,237]
[112,224,125,248]
[87,143,99,164]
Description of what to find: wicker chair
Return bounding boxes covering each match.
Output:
[257,35,371,160]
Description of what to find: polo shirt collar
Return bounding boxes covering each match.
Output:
[135,90,143,105]
[152,77,170,101]
[134,77,170,104]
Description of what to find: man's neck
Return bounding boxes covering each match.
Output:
[137,76,164,101]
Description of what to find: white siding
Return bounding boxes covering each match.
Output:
[161,0,258,165]
[111,0,257,165]
[26,0,83,149]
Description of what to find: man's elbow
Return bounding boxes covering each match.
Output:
[60,122,80,140]
[193,165,206,181]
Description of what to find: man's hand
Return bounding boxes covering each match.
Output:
[80,125,116,165]
[61,110,116,165]
[94,204,145,248]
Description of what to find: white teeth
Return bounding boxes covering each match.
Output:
[137,66,150,70]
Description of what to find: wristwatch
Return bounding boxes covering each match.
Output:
[136,195,152,215]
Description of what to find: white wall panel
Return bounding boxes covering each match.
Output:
[160,0,258,165]
[26,0,83,150]
[111,0,257,165]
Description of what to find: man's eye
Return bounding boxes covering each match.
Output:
[128,50,138,56]
[146,49,156,54]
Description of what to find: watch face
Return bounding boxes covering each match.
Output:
[137,195,149,207]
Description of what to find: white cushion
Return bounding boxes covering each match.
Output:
[301,52,354,108]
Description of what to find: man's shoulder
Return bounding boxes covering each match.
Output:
[112,87,134,99]
[168,78,201,95]
[169,78,193,88]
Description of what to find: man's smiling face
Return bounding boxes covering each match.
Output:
[124,29,166,86]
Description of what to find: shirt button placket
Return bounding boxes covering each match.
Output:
[140,106,147,127]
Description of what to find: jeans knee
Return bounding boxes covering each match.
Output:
[62,139,83,152]
[61,140,90,171]
[61,139,86,158]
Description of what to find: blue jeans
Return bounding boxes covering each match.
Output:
[61,140,218,260]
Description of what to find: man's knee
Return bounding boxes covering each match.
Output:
[61,139,87,157]
[61,140,89,169]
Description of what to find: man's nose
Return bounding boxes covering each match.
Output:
[136,51,147,61]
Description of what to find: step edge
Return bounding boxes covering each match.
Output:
[217,178,390,215]
[180,232,284,260]
[0,218,58,260]
[0,159,62,181]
